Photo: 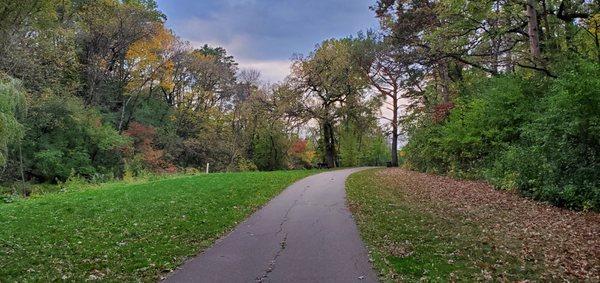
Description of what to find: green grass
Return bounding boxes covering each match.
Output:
[346,169,541,282]
[0,170,318,281]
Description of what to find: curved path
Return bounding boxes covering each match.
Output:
[164,168,378,283]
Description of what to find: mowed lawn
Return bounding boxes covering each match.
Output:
[347,169,600,282]
[0,170,317,281]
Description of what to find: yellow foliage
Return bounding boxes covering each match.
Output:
[304,150,316,163]
[588,14,600,34]
[399,150,406,157]
[125,23,177,93]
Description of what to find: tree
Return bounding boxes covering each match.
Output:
[76,0,164,109]
[375,0,600,82]
[0,76,26,169]
[235,81,293,171]
[358,37,406,166]
[120,23,178,132]
[287,38,370,168]
[0,0,79,94]
[23,94,129,182]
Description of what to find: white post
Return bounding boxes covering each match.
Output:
[206,163,210,174]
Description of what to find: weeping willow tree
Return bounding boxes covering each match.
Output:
[0,75,27,183]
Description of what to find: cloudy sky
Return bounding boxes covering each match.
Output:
[156,0,379,83]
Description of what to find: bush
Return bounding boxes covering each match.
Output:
[518,60,599,210]
[23,94,130,182]
[360,135,390,166]
[124,122,175,173]
[338,123,390,167]
[251,125,288,171]
[406,75,541,176]
[287,138,316,169]
[404,60,600,211]
[235,158,258,172]
[404,122,447,173]
[339,126,360,167]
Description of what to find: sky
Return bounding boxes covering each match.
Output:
[156,0,379,83]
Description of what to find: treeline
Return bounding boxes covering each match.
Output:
[6,0,596,211]
[371,0,599,210]
[0,0,389,192]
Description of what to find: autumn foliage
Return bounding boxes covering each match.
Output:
[287,138,315,169]
[432,102,454,123]
[124,122,175,173]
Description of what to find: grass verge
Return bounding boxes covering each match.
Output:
[0,170,318,281]
[346,168,599,281]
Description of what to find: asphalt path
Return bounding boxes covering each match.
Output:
[164,168,378,283]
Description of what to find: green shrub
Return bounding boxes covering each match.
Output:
[339,125,360,167]
[405,60,600,211]
[519,60,599,209]
[361,135,390,166]
[23,94,130,182]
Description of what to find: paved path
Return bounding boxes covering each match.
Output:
[164,168,378,283]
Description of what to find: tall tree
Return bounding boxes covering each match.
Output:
[76,0,164,108]
[359,38,405,166]
[527,0,543,61]
[120,23,177,132]
[287,38,370,168]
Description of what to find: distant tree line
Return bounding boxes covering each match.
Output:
[0,0,389,194]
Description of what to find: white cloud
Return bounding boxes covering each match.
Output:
[186,38,292,83]
[237,59,292,83]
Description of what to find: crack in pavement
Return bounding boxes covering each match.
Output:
[255,184,311,282]
[255,233,288,282]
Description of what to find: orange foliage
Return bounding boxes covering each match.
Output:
[288,138,316,168]
[124,122,175,173]
[290,139,308,154]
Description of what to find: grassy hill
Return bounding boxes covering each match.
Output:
[0,170,317,281]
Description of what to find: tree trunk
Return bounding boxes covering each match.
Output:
[541,0,551,42]
[596,32,600,63]
[439,60,451,103]
[19,143,26,196]
[390,93,399,167]
[323,119,336,168]
[594,20,600,63]
[526,0,542,61]
[118,96,132,133]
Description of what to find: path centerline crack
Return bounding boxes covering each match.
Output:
[255,184,311,281]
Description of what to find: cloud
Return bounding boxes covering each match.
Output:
[157,0,378,83]
[237,59,292,83]
[185,37,291,82]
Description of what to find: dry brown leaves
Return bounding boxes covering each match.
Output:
[376,168,600,281]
